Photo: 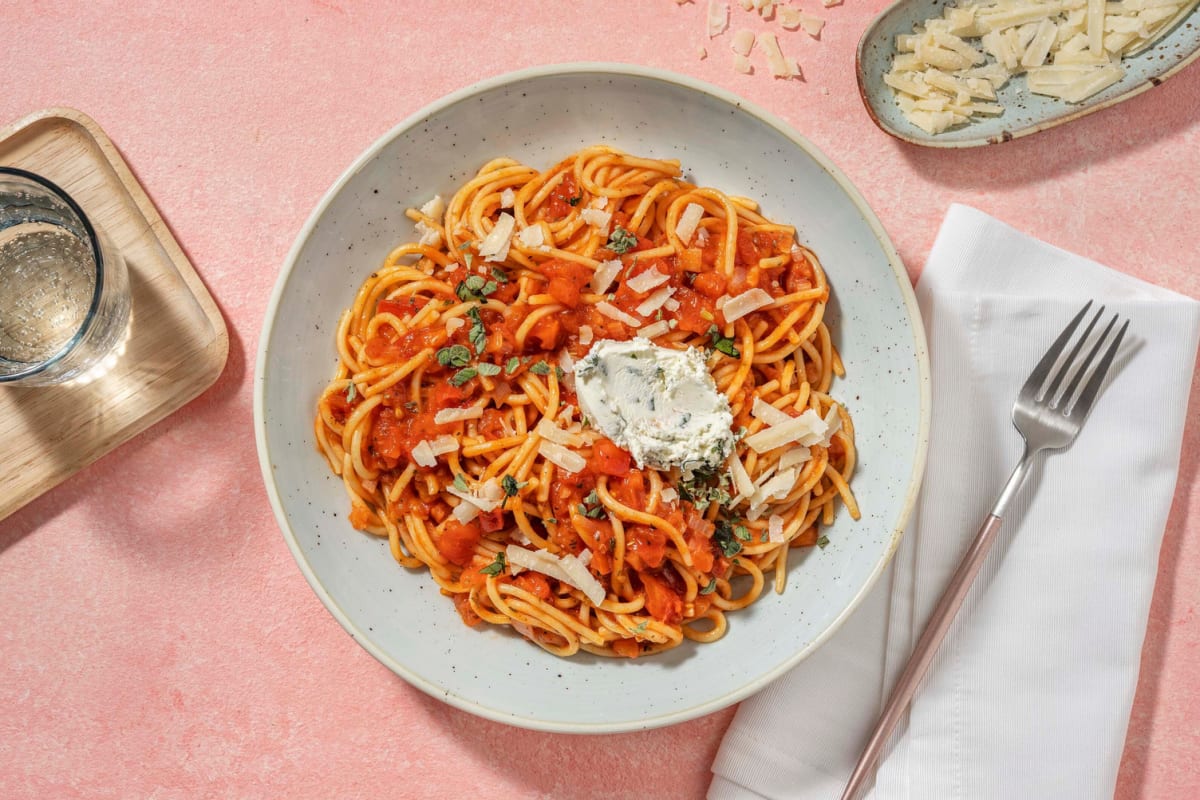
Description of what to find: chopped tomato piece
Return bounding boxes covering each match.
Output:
[541,259,593,309]
[672,286,718,334]
[478,509,506,533]
[451,593,482,627]
[513,571,552,600]
[590,438,631,477]
[612,638,641,658]
[609,470,647,510]
[687,534,715,574]
[545,173,580,221]
[794,527,820,547]
[626,524,667,570]
[437,521,481,566]
[529,315,563,350]
[641,572,683,625]
[348,505,373,530]
[692,270,727,299]
[326,389,354,424]
[574,515,615,575]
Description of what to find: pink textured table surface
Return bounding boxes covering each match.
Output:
[2,2,1197,798]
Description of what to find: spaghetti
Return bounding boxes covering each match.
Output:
[315,145,859,658]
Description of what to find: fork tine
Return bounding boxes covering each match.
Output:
[1069,318,1129,419]
[1061,313,1118,409]
[1021,301,1092,399]
[1043,304,1104,404]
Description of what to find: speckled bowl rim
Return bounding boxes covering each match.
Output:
[254,62,932,733]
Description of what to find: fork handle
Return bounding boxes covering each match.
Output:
[840,512,1007,800]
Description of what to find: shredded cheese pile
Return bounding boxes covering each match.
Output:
[885,0,1197,134]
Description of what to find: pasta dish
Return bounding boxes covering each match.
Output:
[314,145,858,658]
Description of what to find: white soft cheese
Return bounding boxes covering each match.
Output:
[574,339,735,474]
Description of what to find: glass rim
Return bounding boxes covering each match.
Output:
[0,166,107,383]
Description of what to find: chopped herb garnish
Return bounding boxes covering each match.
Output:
[734,524,751,541]
[453,473,469,492]
[713,520,744,558]
[505,356,521,375]
[491,266,510,284]
[554,365,565,380]
[480,551,506,577]
[435,344,472,368]
[501,475,527,497]
[345,382,357,402]
[633,621,649,633]
[708,325,741,358]
[466,306,486,354]
[607,225,638,254]
[577,489,605,519]
[567,193,583,207]
[529,361,551,376]
[457,241,472,251]
[403,401,419,413]
[700,578,717,595]
[476,362,502,377]
[455,274,497,302]
[450,367,478,387]
[817,534,830,549]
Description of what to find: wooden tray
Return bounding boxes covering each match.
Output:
[0,108,228,521]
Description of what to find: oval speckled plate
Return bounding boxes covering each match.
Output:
[255,63,930,732]
[857,0,1200,147]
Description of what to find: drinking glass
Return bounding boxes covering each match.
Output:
[0,167,131,386]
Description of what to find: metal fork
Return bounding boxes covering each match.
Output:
[842,301,1130,800]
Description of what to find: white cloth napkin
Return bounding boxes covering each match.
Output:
[709,204,1200,800]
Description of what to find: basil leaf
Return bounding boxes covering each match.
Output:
[480,551,506,576]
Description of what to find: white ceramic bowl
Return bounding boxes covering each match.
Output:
[255,63,930,733]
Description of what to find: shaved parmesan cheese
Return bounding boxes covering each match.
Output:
[821,404,843,445]
[733,54,754,74]
[675,203,706,245]
[447,483,502,513]
[411,440,437,468]
[744,409,828,453]
[752,396,795,426]
[479,478,504,505]
[779,6,804,29]
[536,417,583,447]
[445,317,465,336]
[577,549,593,567]
[729,454,757,498]
[434,406,483,424]
[414,221,442,247]
[505,545,607,605]
[580,207,612,235]
[778,445,813,471]
[708,0,730,37]
[478,212,515,262]
[886,0,1168,133]
[664,297,681,312]
[768,514,786,543]
[627,268,671,294]
[637,320,672,339]
[722,288,774,322]
[517,224,548,250]
[596,301,643,327]
[420,195,445,219]
[579,324,594,345]
[731,29,756,57]
[759,33,800,79]
[635,286,676,317]
[500,188,516,208]
[429,435,459,456]
[661,487,679,504]
[451,500,481,524]
[590,259,623,294]
[538,440,587,473]
[758,468,798,501]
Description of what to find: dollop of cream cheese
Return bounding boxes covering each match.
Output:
[575,339,735,474]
